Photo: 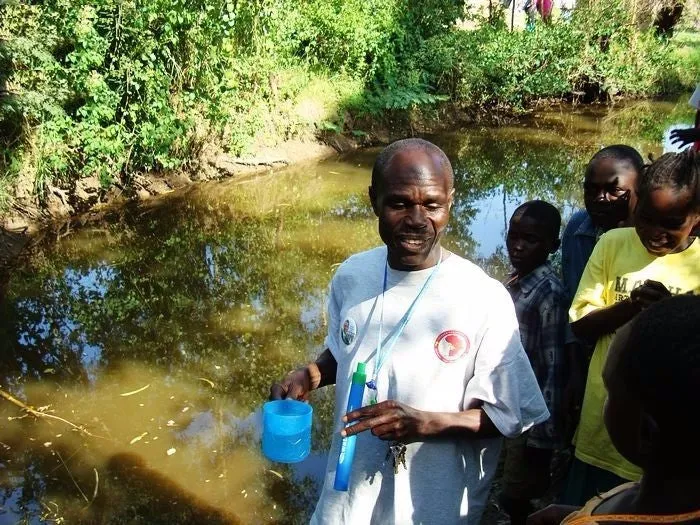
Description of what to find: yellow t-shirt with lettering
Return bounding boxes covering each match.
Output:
[570,227,700,480]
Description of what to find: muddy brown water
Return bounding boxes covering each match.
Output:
[0,98,694,524]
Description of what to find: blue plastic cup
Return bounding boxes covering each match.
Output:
[262,399,312,463]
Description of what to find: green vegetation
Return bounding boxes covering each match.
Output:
[0,0,696,212]
[418,4,689,110]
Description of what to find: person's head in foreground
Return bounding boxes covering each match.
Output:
[603,294,700,488]
[634,149,700,256]
[584,145,644,231]
[529,295,700,524]
[369,138,454,271]
[506,200,561,277]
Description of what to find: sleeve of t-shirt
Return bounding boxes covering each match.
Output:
[323,274,342,361]
[570,232,609,323]
[463,283,550,438]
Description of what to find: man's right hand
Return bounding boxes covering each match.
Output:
[268,350,337,401]
[269,367,312,401]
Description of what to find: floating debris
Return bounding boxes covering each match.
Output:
[267,469,284,480]
[129,432,148,445]
[181,407,189,413]
[119,384,150,397]
[43,442,52,447]
[166,448,176,456]
[198,377,215,388]
[166,420,175,427]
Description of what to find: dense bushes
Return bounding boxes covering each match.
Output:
[0,0,461,201]
[0,0,693,210]
[415,2,683,110]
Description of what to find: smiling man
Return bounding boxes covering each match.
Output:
[269,138,549,524]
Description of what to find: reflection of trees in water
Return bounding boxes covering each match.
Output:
[0,193,357,523]
[1,198,344,405]
[438,130,589,266]
[601,97,695,147]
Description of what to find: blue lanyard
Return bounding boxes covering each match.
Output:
[366,251,442,403]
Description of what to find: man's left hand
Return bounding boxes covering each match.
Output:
[341,400,429,441]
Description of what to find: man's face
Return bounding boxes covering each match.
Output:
[506,213,556,276]
[369,149,454,271]
[584,158,638,231]
[634,186,700,256]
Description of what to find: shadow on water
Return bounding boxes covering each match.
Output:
[0,97,694,524]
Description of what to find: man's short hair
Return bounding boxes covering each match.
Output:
[585,144,645,180]
[511,200,561,241]
[586,144,644,181]
[371,138,454,190]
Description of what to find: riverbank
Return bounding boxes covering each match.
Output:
[0,88,696,280]
[0,95,495,249]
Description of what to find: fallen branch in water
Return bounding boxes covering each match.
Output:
[0,386,108,440]
[56,449,89,503]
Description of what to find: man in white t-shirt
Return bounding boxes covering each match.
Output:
[269,138,549,524]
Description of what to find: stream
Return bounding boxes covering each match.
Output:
[0,97,694,525]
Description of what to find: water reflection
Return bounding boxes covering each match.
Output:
[0,96,694,524]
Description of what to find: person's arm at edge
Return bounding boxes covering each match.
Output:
[570,298,640,341]
[568,231,639,342]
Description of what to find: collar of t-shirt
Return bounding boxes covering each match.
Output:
[384,253,452,288]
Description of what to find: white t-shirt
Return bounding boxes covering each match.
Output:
[310,247,549,525]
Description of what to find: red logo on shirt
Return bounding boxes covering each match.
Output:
[434,330,469,363]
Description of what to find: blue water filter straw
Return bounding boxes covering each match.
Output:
[333,362,367,491]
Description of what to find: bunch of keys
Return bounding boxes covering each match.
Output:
[385,441,407,474]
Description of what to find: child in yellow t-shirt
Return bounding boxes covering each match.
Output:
[565,149,700,505]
